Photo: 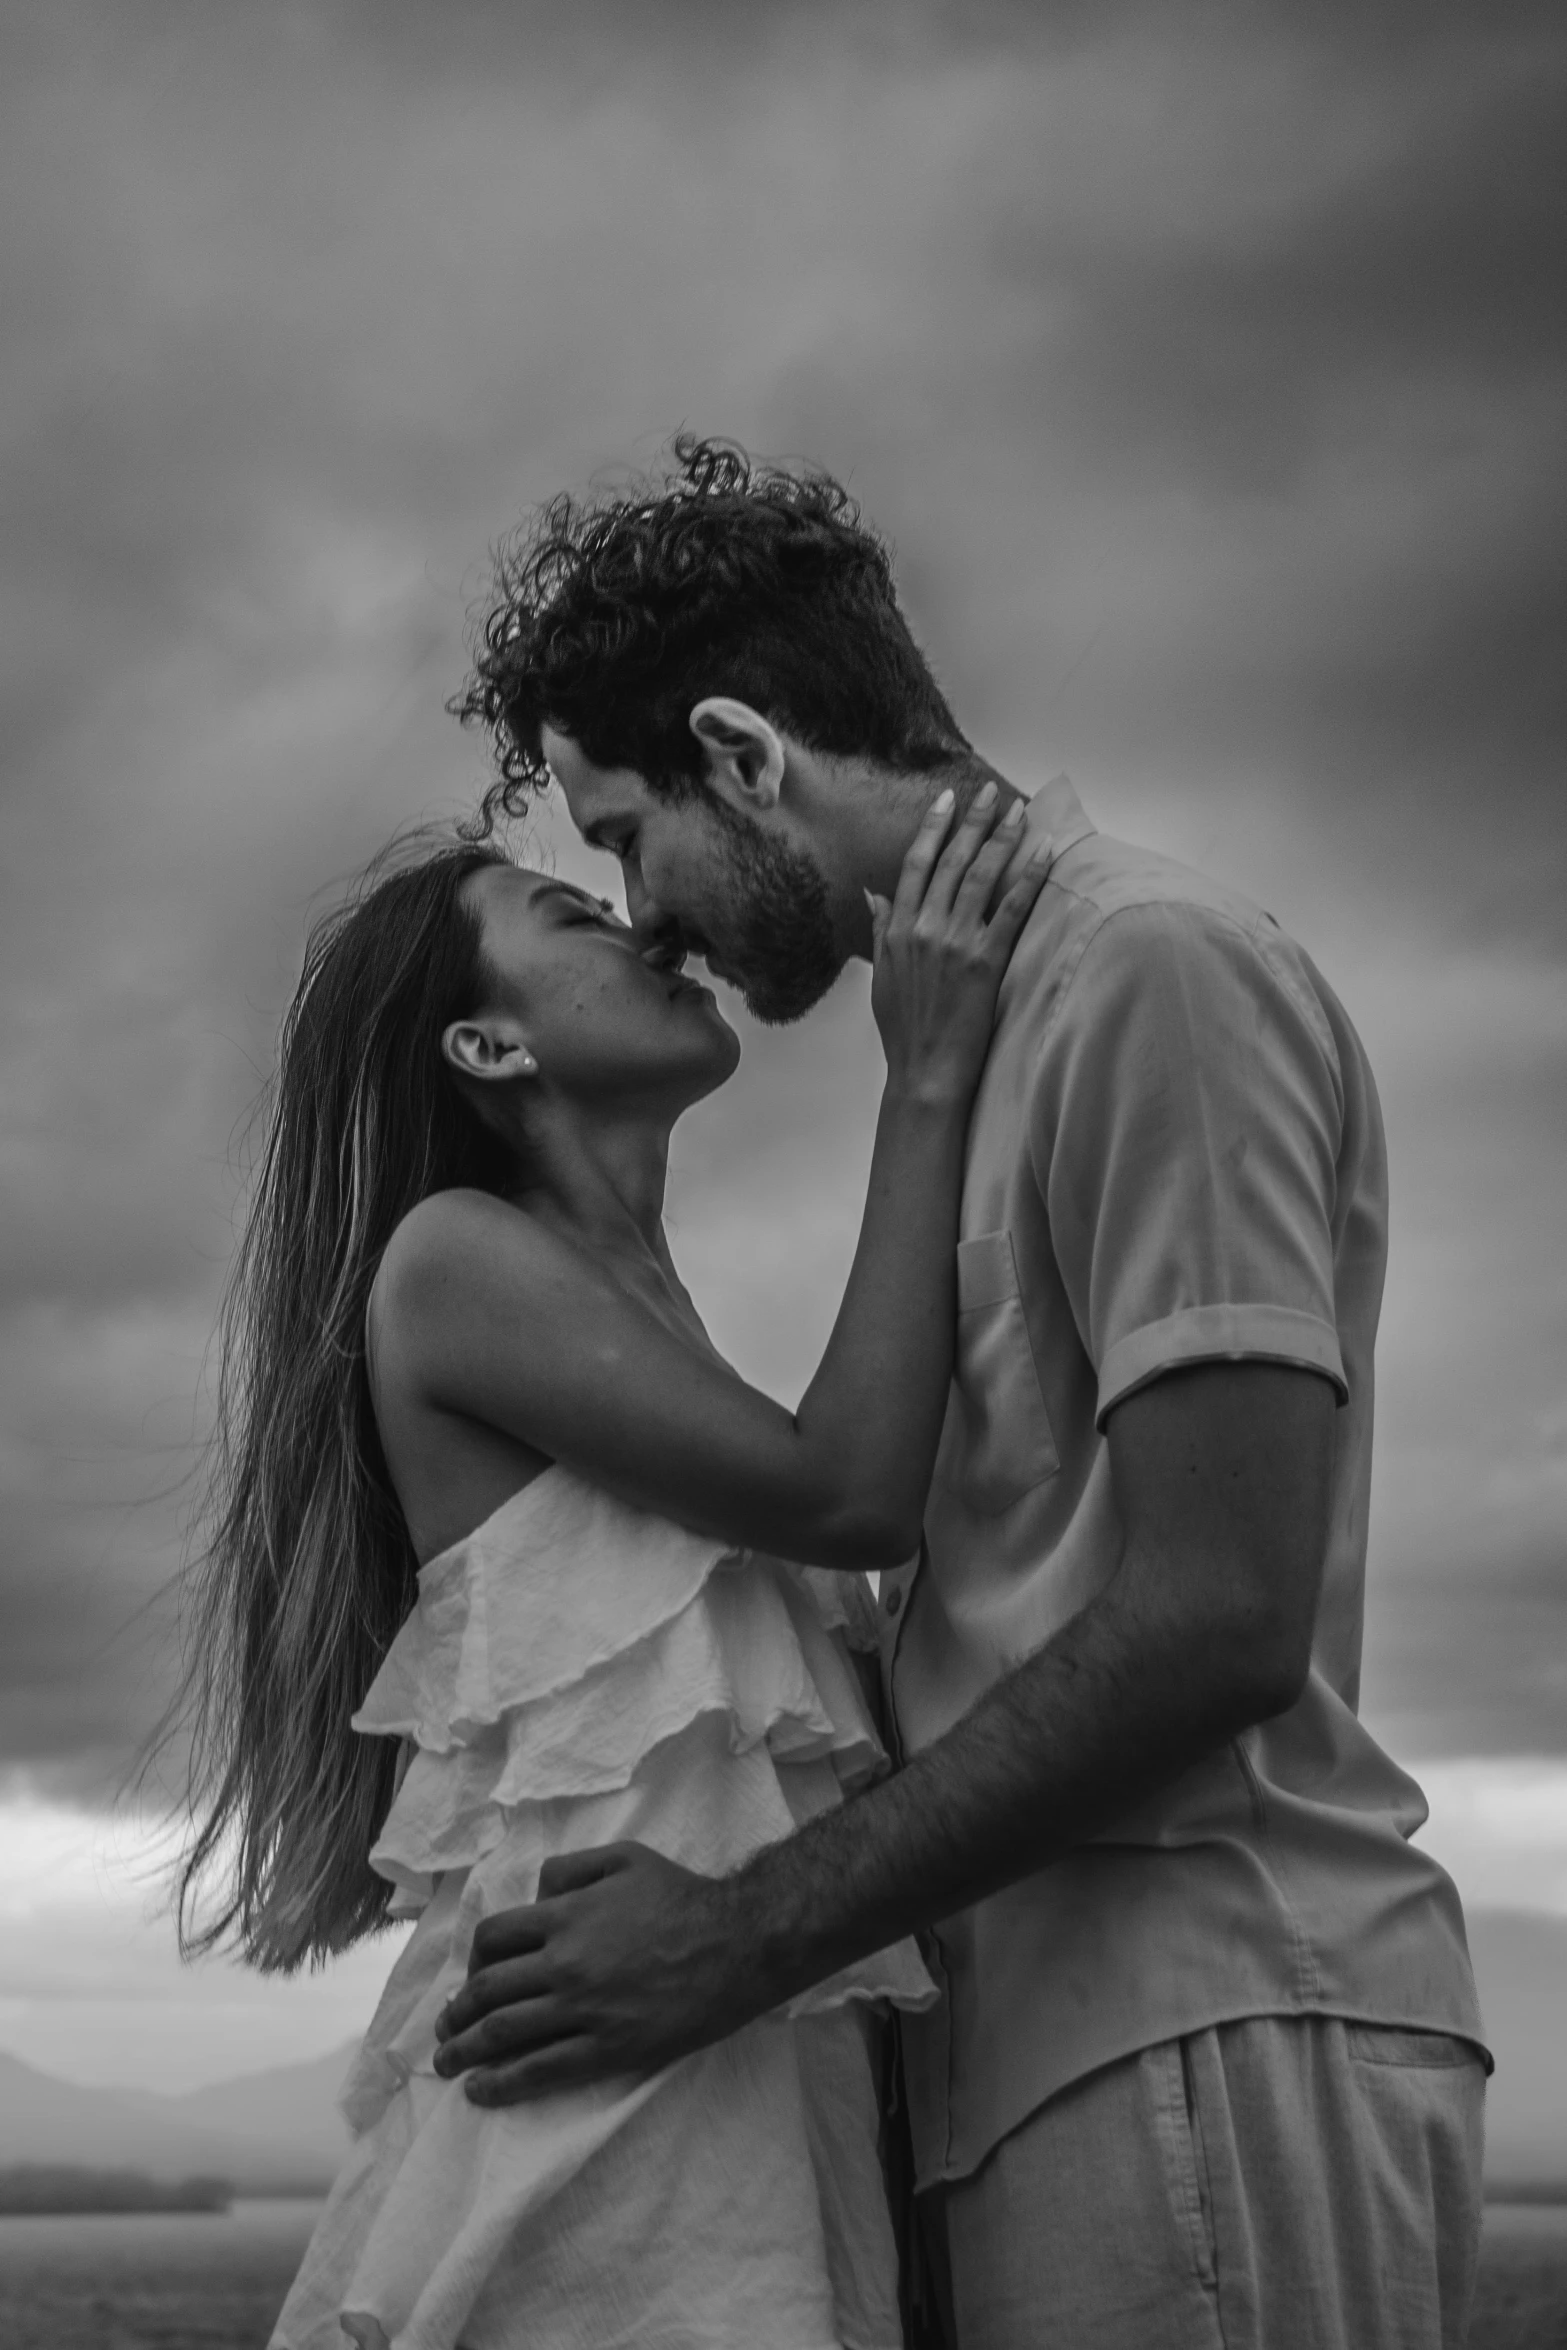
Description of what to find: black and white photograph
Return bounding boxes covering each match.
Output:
[1,5,1563,2346]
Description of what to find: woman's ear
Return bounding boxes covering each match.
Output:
[688,697,786,814]
[441,1016,537,1084]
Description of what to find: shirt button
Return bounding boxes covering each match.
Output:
[884,1586,903,1617]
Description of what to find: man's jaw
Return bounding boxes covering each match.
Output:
[677,910,848,1022]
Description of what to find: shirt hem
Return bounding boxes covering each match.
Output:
[914,1994,1494,2191]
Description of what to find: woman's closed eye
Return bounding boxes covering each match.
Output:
[558,894,628,931]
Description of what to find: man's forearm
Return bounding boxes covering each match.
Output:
[729,1550,1285,2008]
[430,1366,1330,2101]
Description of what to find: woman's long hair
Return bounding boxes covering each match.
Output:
[173,835,514,1972]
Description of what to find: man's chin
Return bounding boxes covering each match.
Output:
[737,961,845,1028]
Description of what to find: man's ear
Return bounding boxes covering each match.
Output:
[441,1016,537,1085]
[688,698,786,815]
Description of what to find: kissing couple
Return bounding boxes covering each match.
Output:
[181,438,1488,2350]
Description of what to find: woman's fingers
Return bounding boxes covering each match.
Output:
[895,784,1039,931]
[917,781,1008,920]
[889,786,958,920]
[879,774,1046,993]
[869,788,1049,1100]
[949,798,1028,921]
[982,847,1054,960]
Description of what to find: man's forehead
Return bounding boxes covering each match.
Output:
[541,726,652,832]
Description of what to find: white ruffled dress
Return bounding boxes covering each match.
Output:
[270,1468,934,2350]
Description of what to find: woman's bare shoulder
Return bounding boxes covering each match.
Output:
[381,1185,518,1266]
[373,1190,590,1341]
[368,1189,654,1445]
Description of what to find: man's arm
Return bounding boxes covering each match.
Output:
[433,1355,1335,2102]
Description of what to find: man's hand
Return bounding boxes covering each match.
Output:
[432,1843,767,2105]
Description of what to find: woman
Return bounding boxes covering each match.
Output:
[178,785,1044,2349]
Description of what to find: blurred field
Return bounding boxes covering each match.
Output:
[0,2194,1561,2346]
[1470,2206,1567,2350]
[0,2197,318,2350]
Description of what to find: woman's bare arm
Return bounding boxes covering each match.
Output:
[375,794,1047,1567]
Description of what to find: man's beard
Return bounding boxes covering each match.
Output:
[703,796,843,1025]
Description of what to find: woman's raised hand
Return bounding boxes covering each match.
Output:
[868,783,1051,1105]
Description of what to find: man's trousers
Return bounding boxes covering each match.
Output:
[918,2014,1486,2350]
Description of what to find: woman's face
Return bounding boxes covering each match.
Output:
[460,863,741,1113]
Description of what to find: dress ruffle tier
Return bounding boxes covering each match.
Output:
[270,1470,934,2350]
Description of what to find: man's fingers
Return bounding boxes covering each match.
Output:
[889,787,957,919]
[462,2040,606,2108]
[536,1844,634,1901]
[434,1988,569,2077]
[436,1952,557,2044]
[461,1845,631,1981]
[465,1904,551,1976]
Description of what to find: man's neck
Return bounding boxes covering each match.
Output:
[789,747,1023,961]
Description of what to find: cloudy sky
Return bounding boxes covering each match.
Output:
[1,0,1563,2104]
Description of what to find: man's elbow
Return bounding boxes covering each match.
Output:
[1236,1646,1312,1727]
[1210,1605,1313,1729]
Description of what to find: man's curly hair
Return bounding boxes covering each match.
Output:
[452,434,972,825]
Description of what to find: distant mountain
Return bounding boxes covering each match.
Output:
[0,2041,356,2192]
[1468,1909,1567,2194]
[164,2041,357,2171]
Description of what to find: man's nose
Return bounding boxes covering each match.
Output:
[624,870,686,966]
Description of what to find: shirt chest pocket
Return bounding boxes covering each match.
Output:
[948,1230,1060,1516]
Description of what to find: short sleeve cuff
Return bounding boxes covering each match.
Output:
[1096,1304,1347,1428]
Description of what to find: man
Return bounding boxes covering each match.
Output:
[435,438,1487,2347]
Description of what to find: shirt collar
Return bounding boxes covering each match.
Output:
[1023,773,1096,861]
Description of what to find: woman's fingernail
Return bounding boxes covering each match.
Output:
[975,781,998,809]
[1000,800,1025,825]
[931,788,954,814]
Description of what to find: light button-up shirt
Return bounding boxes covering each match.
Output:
[886,777,1485,2187]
